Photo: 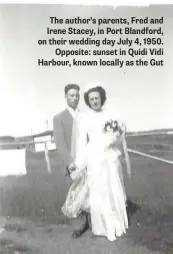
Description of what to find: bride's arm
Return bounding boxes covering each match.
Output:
[118,121,132,177]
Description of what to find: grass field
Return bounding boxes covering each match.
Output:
[0,134,173,253]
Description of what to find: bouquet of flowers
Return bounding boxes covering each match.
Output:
[102,119,126,149]
[103,119,126,135]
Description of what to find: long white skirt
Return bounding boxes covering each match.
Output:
[62,147,128,241]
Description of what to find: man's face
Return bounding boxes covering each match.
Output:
[65,89,80,110]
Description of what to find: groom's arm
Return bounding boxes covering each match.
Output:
[53,114,72,170]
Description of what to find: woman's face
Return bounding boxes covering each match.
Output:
[88,91,102,111]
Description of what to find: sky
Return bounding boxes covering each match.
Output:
[0,4,173,136]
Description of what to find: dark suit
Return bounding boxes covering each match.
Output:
[53,108,89,234]
[53,109,74,169]
[53,109,74,208]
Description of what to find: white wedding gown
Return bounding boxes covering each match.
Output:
[62,108,129,241]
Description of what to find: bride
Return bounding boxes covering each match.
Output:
[61,83,131,242]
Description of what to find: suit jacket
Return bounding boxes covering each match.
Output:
[53,109,74,171]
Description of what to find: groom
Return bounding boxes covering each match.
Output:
[53,84,89,238]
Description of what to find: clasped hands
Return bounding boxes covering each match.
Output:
[66,161,77,180]
[67,161,76,174]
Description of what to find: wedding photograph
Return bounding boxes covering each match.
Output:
[0,3,173,254]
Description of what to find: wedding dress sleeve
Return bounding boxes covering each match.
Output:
[120,132,131,177]
[117,121,131,177]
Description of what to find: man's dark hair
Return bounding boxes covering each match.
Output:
[64,84,80,94]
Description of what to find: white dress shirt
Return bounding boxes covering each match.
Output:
[67,106,79,119]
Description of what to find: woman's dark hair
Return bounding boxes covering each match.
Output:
[84,86,106,107]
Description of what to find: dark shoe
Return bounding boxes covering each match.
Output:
[72,229,84,238]
[126,199,140,224]
[72,214,89,238]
